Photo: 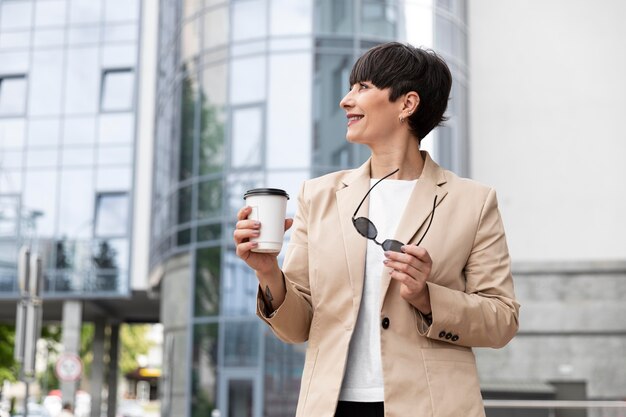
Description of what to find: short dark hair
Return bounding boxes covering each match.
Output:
[349,42,452,140]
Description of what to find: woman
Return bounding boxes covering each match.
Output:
[234,42,519,417]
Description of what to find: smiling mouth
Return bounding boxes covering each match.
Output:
[347,115,364,126]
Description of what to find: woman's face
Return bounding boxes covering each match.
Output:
[339,81,403,145]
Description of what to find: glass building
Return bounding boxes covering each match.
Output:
[152,0,468,416]
[0,0,141,297]
[0,0,159,413]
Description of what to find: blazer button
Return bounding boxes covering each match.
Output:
[381,317,390,329]
[445,332,453,340]
[438,331,446,338]
[451,335,459,342]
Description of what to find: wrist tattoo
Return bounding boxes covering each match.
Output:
[264,285,274,315]
[265,285,274,306]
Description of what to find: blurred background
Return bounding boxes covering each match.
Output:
[0,0,625,416]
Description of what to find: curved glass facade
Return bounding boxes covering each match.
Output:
[153,1,467,415]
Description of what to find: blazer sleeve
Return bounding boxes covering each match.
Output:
[255,182,314,344]
[419,188,520,348]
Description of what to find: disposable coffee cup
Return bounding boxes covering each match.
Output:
[243,188,289,253]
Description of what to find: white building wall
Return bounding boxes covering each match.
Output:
[468,0,626,262]
[131,0,158,290]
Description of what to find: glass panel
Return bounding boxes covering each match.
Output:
[263,332,303,416]
[68,26,100,45]
[315,0,354,35]
[98,113,134,144]
[58,169,94,238]
[225,172,263,219]
[361,1,396,38]
[26,148,58,169]
[96,167,131,191]
[0,118,26,149]
[177,227,191,245]
[267,53,312,169]
[0,169,22,194]
[181,17,200,62]
[222,251,257,316]
[1,150,22,169]
[177,185,192,224]
[95,193,128,237]
[199,64,227,175]
[62,146,94,167]
[104,0,139,22]
[0,76,27,116]
[0,31,31,49]
[97,145,133,166]
[195,247,220,316]
[33,29,65,48]
[64,48,99,114]
[101,69,135,112]
[63,117,97,145]
[103,23,138,43]
[232,0,267,42]
[34,0,67,27]
[101,45,137,68]
[183,0,200,19]
[228,379,253,417]
[197,223,221,242]
[179,74,197,181]
[270,0,312,36]
[0,1,33,31]
[0,51,28,74]
[23,170,58,237]
[90,238,127,292]
[203,7,228,49]
[192,323,218,417]
[231,106,262,168]
[69,0,102,24]
[313,53,355,171]
[28,118,60,148]
[0,195,19,237]
[230,56,266,105]
[197,179,222,221]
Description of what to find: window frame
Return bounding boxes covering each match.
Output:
[99,68,136,113]
[0,74,28,117]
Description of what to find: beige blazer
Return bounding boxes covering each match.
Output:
[257,151,520,417]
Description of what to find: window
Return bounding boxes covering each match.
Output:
[100,69,135,112]
[0,194,20,238]
[0,75,27,116]
[94,192,128,237]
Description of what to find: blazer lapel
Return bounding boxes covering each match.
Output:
[380,151,448,302]
[336,159,371,319]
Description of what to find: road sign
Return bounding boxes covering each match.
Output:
[55,353,83,382]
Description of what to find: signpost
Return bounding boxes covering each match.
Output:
[55,353,83,382]
[14,246,43,417]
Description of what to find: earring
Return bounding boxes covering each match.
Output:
[399,116,405,123]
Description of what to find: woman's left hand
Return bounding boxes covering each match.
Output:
[383,245,432,314]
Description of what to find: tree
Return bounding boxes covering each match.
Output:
[119,324,154,376]
[0,325,17,388]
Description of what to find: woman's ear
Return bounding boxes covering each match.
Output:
[404,91,420,114]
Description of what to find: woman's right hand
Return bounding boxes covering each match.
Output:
[233,206,293,275]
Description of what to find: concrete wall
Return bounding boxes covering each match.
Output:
[468,0,626,262]
[475,262,626,399]
[468,0,626,402]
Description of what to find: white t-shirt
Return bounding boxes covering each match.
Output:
[339,178,417,402]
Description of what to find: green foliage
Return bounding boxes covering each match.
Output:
[119,324,155,376]
[0,325,17,386]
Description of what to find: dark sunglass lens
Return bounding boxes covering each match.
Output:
[382,239,404,253]
[353,217,378,239]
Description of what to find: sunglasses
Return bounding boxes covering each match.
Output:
[352,168,437,252]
